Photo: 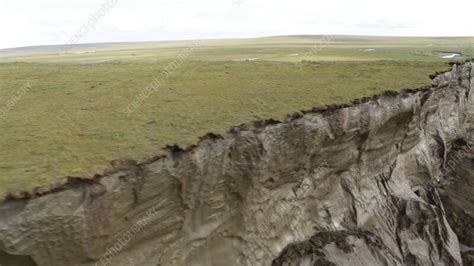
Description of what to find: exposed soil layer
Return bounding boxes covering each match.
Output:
[0,62,472,266]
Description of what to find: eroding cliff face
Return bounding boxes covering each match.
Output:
[0,62,472,266]
[272,230,401,265]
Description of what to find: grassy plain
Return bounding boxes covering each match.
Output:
[0,35,472,197]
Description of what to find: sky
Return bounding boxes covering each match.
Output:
[0,0,473,49]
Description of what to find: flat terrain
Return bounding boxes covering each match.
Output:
[0,35,472,197]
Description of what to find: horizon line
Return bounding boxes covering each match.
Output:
[1,34,473,51]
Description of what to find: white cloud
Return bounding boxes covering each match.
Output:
[0,0,473,49]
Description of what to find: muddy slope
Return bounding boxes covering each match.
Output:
[0,62,472,266]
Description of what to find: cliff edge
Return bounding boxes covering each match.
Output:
[0,62,473,266]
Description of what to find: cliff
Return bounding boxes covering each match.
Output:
[0,62,473,266]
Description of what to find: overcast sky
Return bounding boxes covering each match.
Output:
[0,0,473,49]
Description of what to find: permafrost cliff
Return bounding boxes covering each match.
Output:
[0,62,473,266]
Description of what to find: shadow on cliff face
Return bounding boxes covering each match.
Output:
[440,138,474,265]
[0,250,36,266]
[272,230,399,265]
[0,62,472,266]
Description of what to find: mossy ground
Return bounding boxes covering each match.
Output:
[0,35,472,196]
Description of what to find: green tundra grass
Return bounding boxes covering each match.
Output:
[0,35,472,197]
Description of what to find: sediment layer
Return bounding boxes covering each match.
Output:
[0,62,472,266]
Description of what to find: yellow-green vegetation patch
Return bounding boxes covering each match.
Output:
[0,59,451,197]
[1,35,472,197]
